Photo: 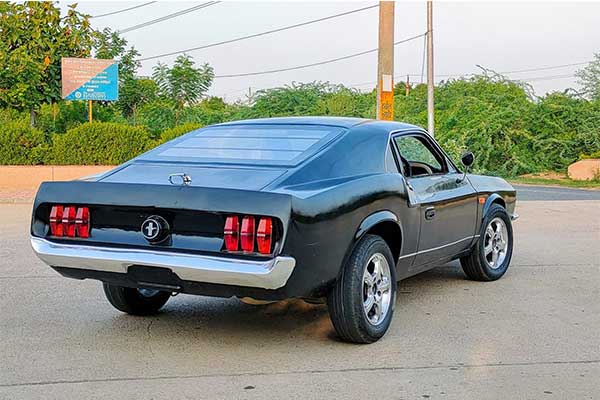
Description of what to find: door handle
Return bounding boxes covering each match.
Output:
[425,207,436,220]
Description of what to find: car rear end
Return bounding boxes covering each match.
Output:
[31,181,296,297]
[30,122,348,300]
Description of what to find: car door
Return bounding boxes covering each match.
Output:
[392,132,478,267]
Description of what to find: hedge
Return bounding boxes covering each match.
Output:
[50,122,153,165]
[0,121,48,165]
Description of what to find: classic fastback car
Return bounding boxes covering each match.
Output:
[31,117,517,343]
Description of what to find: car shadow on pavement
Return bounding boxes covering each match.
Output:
[101,261,468,344]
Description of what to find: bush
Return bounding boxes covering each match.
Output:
[0,121,48,164]
[51,122,153,165]
[0,108,28,125]
[137,99,178,136]
[581,150,600,159]
[36,102,127,136]
[159,123,202,143]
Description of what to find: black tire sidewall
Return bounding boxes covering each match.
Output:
[348,236,397,340]
[103,283,170,315]
[477,205,514,280]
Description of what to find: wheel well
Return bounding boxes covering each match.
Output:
[491,197,506,209]
[365,221,402,262]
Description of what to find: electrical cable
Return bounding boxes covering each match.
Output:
[119,1,220,34]
[90,1,156,19]
[213,33,426,79]
[138,4,379,62]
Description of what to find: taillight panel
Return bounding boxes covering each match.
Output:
[222,214,278,256]
[48,205,90,238]
[223,215,239,251]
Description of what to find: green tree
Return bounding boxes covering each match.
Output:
[576,53,600,100]
[119,78,158,124]
[0,1,95,126]
[93,27,140,82]
[152,55,214,108]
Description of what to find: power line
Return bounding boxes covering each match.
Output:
[90,1,156,19]
[516,73,576,82]
[217,71,578,99]
[498,62,589,75]
[138,4,380,62]
[214,33,426,79]
[118,1,220,34]
[429,61,590,79]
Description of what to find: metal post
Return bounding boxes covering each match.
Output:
[426,1,434,136]
[376,1,395,120]
[88,100,93,124]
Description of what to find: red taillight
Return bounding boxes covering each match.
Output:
[256,217,273,254]
[49,205,64,236]
[223,215,239,251]
[240,216,255,252]
[75,207,90,238]
[49,205,90,238]
[62,206,77,237]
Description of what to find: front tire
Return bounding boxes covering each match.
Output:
[327,234,397,344]
[103,283,171,315]
[460,203,513,281]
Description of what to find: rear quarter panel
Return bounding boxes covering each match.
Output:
[277,173,418,297]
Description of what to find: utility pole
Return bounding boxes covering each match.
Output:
[376,1,394,121]
[426,0,434,136]
[405,74,410,96]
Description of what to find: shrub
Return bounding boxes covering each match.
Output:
[36,102,127,136]
[0,108,28,125]
[51,122,153,165]
[137,98,178,136]
[159,123,202,143]
[581,150,600,159]
[0,121,49,164]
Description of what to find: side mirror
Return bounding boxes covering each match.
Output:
[461,152,474,168]
[457,151,474,183]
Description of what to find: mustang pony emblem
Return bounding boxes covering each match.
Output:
[141,216,169,243]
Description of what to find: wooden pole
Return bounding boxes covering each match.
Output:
[88,100,92,123]
[376,1,395,120]
[426,1,435,136]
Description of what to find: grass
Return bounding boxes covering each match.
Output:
[508,174,600,189]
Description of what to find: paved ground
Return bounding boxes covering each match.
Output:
[0,196,598,399]
[514,184,600,201]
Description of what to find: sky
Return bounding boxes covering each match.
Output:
[66,1,600,101]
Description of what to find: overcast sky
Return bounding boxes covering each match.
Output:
[68,1,600,101]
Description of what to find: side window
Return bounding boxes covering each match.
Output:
[394,135,445,177]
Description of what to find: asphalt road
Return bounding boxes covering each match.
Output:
[514,184,600,201]
[1,194,599,399]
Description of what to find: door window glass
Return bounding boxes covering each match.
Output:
[394,135,445,176]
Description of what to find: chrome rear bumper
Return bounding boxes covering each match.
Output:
[31,237,296,290]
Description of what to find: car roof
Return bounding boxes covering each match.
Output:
[212,116,423,132]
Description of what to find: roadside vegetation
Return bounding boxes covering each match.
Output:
[1,2,599,184]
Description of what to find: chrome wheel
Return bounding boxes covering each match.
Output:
[484,217,509,269]
[362,253,392,326]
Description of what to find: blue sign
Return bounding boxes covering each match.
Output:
[62,58,119,101]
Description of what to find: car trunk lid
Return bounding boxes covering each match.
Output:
[99,162,287,191]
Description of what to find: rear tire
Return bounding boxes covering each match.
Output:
[103,283,171,315]
[460,203,513,281]
[327,234,397,344]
